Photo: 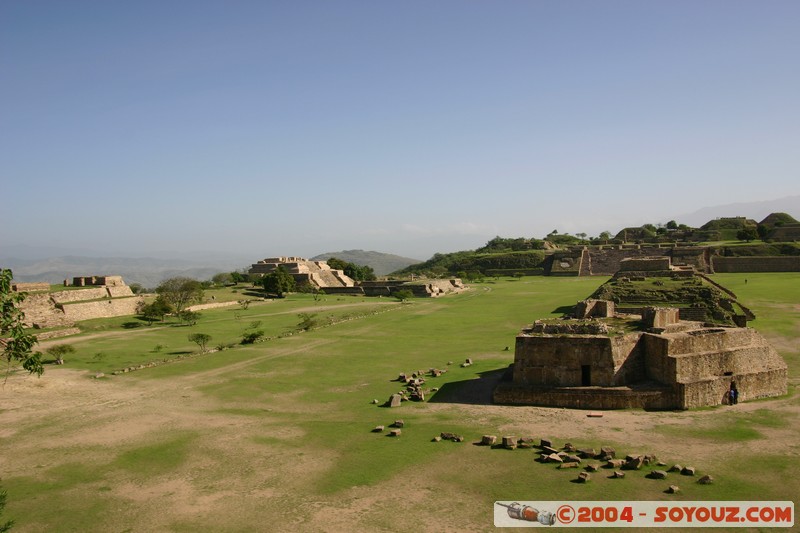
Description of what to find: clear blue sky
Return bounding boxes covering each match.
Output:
[2,1,799,260]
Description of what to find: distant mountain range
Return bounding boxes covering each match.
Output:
[0,250,421,287]
[0,255,247,289]
[311,250,421,275]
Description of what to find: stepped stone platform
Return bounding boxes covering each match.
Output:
[494,303,787,410]
[15,275,143,329]
[249,256,465,298]
[249,257,355,289]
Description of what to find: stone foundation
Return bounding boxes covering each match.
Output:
[17,276,142,328]
[497,303,788,410]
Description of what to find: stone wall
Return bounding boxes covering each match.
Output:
[11,282,50,292]
[575,299,614,318]
[512,335,617,387]
[711,256,800,272]
[493,383,677,410]
[51,288,109,304]
[547,252,582,276]
[18,293,71,328]
[61,297,142,322]
[107,286,134,298]
[17,277,142,328]
[502,315,787,409]
[642,307,680,329]
[619,257,671,272]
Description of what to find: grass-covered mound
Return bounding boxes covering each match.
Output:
[589,275,748,326]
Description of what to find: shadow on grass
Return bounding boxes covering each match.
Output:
[240,290,264,298]
[428,367,510,405]
[551,305,575,315]
[167,350,193,356]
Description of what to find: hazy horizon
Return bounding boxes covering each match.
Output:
[3,2,799,260]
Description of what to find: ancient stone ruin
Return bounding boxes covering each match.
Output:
[15,275,143,329]
[494,295,788,409]
[249,257,356,288]
[249,256,466,297]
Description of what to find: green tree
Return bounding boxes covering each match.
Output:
[46,344,75,365]
[393,289,414,302]
[327,257,377,281]
[155,277,204,313]
[211,272,233,286]
[261,266,295,298]
[666,220,678,230]
[737,227,758,242]
[137,297,173,325]
[128,283,144,294]
[757,224,770,241]
[188,333,212,353]
[1,268,43,382]
[326,257,348,271]
[230,271,248,284]
[240,330,264,344]
[177,310,200,326]
[297,313,318,331]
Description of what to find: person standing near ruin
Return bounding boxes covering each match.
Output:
[730,380,738,405]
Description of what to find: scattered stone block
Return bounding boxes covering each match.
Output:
[698,475,713,485]
[648,470,668,480]
[612,470,625,479]
[502,436,517,450]
[517,437,535,448]
[644,454,658,465]
[667,485,680,494]
[432,436,442,442]
[578,448,597,459]
[541,445,559,454]
[545,453,563,463]
[681,466,696,476]
[391,420,404,428]
[606,459,625,468]
[441,432,463,442]
[668,464,682,473]
[481,435,497,446]
[540,439,552,448]
[372,425,385,433]
[600,446,615,459]
[607,459,625,469]
[587,412,603,417]
[585,463,600,472]
[623,456,644,470]
[563,442,577,452]
[559,462,580,469]
[389,429,401,437]
[94,373,104,379]
[465,358,473,365]
[577,472,590,483]
[388,394,402,407]
[565,454,582,464]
